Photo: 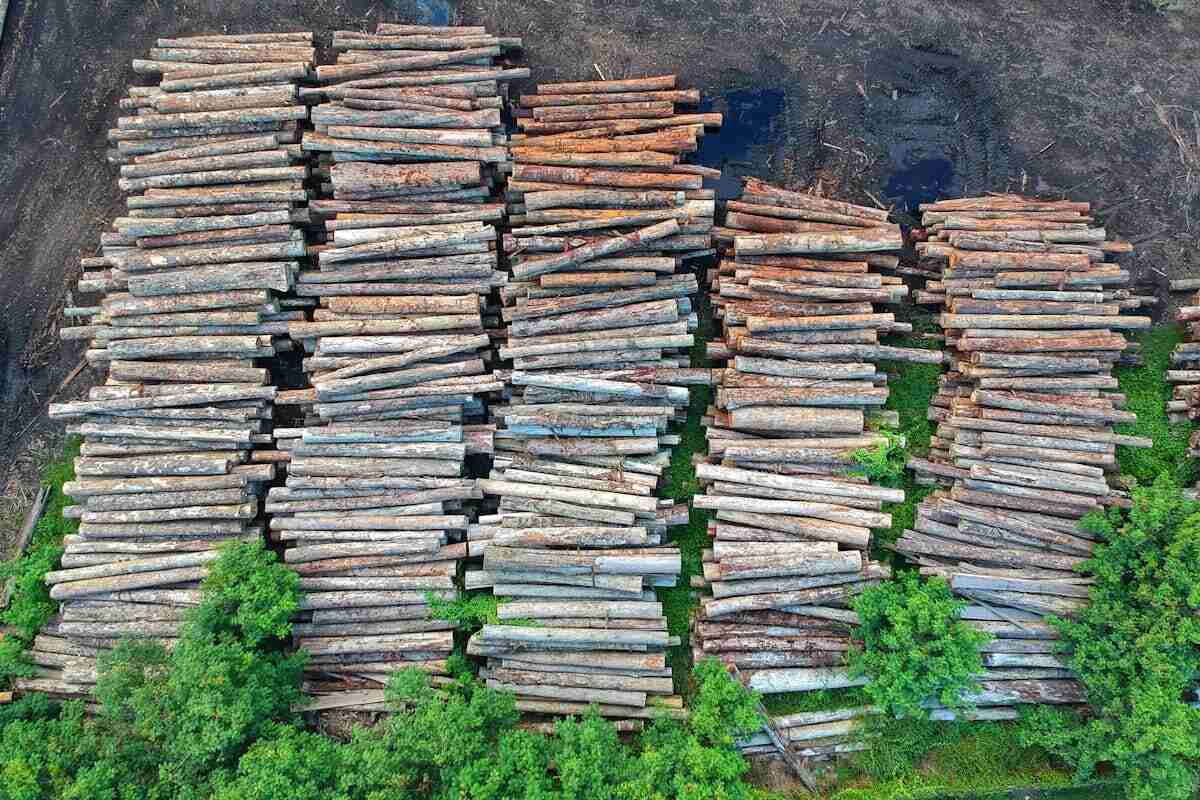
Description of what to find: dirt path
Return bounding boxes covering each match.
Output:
[0,0,1196,524]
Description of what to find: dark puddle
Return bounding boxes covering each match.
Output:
[863,47,1010,215]
[885,157,955,213]
[382,0,454,26]
[695,88,786,200]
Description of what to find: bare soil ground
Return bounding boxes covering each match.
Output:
[0,0,1197,548]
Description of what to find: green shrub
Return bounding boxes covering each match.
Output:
[426,591,502,634]
[0,526,767,800]
[552,710,633,799]
[1017,475,1200,800]
[193,540,301,647]
[848,573,989,718]
[212,724,348,800]
[0,438,82,686]
[852,431,907,488]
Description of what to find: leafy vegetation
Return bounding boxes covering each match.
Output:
[0,437,79,690]
[1017,475,1200,800]
[223,656,760,800]
[852,431,907,488]
[848,573,989,718]
[874,326,942,551]
[1113,325,1196,487]
[0,539,304,800]
[0,525,767,800]
[426,591,502,633]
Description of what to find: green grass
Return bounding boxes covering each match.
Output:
[874,320,942,557]
[657,281,717,697]
[762,687,870,717]
[0,436,79,687]
[1113,324,1197,487]
[828,718,1111,800]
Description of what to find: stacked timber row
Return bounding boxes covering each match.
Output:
[463,74,723,721]
[31,32,316,700]
[895,194,1154,712]
[910,194,1138,308]
[1166,279,1200,425]
[270,24,520,712]
[692,181,939,699]
[1165,279,1200,500]
[736,705,1019,763]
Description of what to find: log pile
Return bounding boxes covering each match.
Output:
[737,705,1023,762]
[691,181,939,696]
[31,32,316,699]
[1166,280,1200,428]
[463,74,723,720]
[270,24,520,709]
[894,194,1154,710]
[1164,280,1200,500]
[910,194,1142,310]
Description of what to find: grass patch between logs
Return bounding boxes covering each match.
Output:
[1114,324,1196,487]
[659,278,717,698]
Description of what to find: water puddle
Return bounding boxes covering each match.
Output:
[382,0,454,26]
[884,157,955,212]
[695,88,786,200]
[864,47,1009,214]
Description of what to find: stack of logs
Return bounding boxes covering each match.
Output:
[30,32,316,699]
[691,180,939,700]
[268,24,520,713]
[736,704,1021,762]
[898,194,1153,713]
[463,74,723,720]
[1165,278,1200,499]
[910,194,1138,309]
[1166,278,1200,424]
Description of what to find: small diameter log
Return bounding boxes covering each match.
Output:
[735,228,902,255]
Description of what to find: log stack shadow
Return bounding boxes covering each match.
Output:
[461,74,723,721]
[898,194,1154,714]
[691,180,938,702]
[32,32,317,700]
[268,24,523,713]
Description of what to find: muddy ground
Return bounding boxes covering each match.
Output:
[0,0,1197,537]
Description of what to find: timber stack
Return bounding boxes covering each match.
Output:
[32,32,316,700]
[463,74,723,720]
[1166,280,1200,425]
[1165,279,1200,499]
[910,194,1142,309]
[269,24,520,712]
[736,705,1025,762]
[691,180,939,700]
[896,194,1154,713]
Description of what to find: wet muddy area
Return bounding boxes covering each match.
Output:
[866,47,1011,213]
[1,0,1198,492]
[696,88,787,200]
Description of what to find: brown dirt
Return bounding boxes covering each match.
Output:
[1,0,1198,543]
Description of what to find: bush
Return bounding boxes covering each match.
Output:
[194,540,301,647]
[0,531,768,799]
[620,657,761,800]
[0,438,81,691]
[848,573,989,718]
[1017,475,1200,800]
[852,431,907,488]
[4,540,307,800]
